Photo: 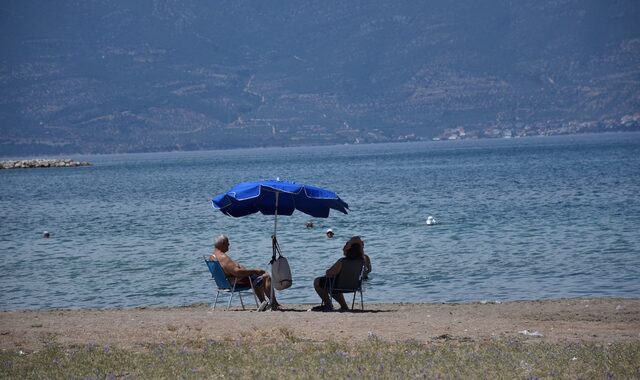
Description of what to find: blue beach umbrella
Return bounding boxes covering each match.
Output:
[212,179,349,237]
[211,179,349,306]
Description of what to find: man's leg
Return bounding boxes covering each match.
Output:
[253,284,266,303]
[262,274,279,306]
[313,277,332,307]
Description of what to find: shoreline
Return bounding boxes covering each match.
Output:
[3,131,638,159]
[2,298,638,351]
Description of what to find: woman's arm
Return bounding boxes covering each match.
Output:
[326,259,343,278]
[364,254,372,274]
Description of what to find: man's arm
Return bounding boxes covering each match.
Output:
[218,253,264,278]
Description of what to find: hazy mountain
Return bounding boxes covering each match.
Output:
[1,0,639,155]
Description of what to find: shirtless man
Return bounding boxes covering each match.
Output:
[209,234,278,310]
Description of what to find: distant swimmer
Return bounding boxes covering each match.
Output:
[426,216,437,226]
[326,228,334,238]
[43,231,50,238]
[305,221,314,228]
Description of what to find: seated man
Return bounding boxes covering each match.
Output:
[313,236,371,311]
[209,234,278,311]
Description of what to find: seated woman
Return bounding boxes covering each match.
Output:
[312,236,371,311]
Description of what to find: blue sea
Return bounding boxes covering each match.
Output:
[1,133,639,310]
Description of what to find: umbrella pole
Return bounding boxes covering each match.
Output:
[273,191,279,238]
[270,192,279,308]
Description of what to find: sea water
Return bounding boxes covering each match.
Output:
[1,133,639,310]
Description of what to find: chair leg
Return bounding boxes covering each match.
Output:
[227,281,241,311]
[213,290,220,310]
[351,292,356,310]
[248,278,259,308]
[360,290,364,310]
[239,292,245,310]
[252,290,259,308]
[227,291,235,311]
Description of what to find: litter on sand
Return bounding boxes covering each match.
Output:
[518,329,543,337]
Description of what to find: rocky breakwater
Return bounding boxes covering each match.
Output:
[0,159,91,169]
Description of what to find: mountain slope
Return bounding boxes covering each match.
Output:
[1,0,639,155]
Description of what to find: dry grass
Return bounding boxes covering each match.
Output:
[2,335,639,379]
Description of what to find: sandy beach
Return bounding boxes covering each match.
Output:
[2,298,638,351]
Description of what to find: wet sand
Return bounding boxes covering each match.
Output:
[1,298,638,351]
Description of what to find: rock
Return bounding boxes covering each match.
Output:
[0,159,91,169]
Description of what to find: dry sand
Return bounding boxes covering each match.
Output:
[1,298,638,351]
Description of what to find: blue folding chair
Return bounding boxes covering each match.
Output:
[327,259,365,310]
[204,256,259,310]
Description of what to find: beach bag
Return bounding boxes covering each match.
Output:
[271,254,292,290]
[270,237,292,290]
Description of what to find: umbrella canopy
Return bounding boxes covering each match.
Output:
[212,179,349,219]
[211,179,348,306]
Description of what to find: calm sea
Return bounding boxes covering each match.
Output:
[1,133,639,310]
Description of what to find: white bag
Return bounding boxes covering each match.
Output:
[271,255,292,290]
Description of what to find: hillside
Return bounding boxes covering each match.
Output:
[1,0,639,155]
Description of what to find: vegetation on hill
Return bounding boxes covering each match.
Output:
[1,1,639,155]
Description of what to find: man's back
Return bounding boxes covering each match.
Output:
[211,249,238,278]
